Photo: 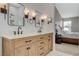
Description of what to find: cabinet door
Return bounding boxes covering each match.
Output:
[15,46,28,56]
[28,44,36,56]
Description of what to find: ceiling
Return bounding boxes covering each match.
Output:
[55,3,79,18]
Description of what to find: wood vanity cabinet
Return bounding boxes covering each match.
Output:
[2,33,53,56]
[15,46,27,56]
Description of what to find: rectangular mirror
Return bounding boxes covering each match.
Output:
[7,3,25,26]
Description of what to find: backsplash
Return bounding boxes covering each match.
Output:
[0,13,53,36]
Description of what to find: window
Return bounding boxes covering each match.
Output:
[63,21,72,33]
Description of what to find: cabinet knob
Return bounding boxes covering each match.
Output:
[48,39,50,41]
[27,47,30,50]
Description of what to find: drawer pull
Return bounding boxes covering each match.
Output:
[27,47,30,50]
[40,37,44,39]
[25,40,32,43]
[40,42,44,44]
[40,47,44,50]
[40,52,44,55]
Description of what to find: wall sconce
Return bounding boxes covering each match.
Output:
[0,3,7,20]
[0,3,7,14]
[30,10,37,26]
[24,8,29,19]
[40,15,52,24]
[47,17,52,24]
[24,8,37,23]
[40,15,47,23]
[31,11,36,20]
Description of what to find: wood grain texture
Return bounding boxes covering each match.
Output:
[2,37,14,56]
[2,33,53,56]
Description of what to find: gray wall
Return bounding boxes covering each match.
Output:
[54,7,62,27]
[71,17,79,32]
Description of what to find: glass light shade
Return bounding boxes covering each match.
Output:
[40,15,47,20]
[24,8,29,15]
[31,11,36,17]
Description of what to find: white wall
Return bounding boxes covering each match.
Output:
[0,37,2,56]
[0,13,18,56]
[0,3,55,55]
[77,17,79,32]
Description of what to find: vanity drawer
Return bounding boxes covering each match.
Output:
[37,39,47,46]
[25,36,40,44]
[37,45,48,56]
[39,34,51,40]
[38,45,48,51]
[14,33,51,48]
[14,36,40,48]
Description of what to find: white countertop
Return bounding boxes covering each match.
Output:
[3,32,53,39]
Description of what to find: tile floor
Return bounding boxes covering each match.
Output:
[55,43,79,56]
[47,51,71,56]
[47,43,79,56]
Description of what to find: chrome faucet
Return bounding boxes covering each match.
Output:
[17,26,22,34]
[38,26,42,33]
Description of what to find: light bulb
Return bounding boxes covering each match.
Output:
[31,11,36,17]
[40,15,47,20]
[24,8,29,15]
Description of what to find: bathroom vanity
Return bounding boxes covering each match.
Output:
[2,33,53,56]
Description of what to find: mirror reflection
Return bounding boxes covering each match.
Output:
[7,3,25,26]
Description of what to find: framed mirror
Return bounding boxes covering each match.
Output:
[7,3,25,26]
